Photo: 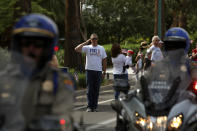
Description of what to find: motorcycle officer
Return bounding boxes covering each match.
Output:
[0,14,75,131]
[137,27,191,112]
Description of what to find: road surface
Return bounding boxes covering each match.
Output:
[73,72,136,131]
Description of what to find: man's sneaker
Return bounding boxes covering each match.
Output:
[86,108,92,112]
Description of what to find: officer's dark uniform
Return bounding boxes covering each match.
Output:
[22,64,74,130]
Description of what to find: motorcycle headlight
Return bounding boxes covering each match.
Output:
[167,114,183,131]
[134,112,147,130]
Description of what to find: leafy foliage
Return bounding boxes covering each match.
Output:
[0,0,17,33]
[82,0,154,44]
[55,49,65,66]
[69,68,86,89]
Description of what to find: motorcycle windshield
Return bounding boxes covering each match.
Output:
[141,49,191,115]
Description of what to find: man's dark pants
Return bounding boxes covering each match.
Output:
[86,70,102,110]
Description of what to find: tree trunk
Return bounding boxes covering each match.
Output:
[171,11,178,27]
[179,11,187,29]
[154,0,158,35]
[65,0,83,70]
[178,0,188,29]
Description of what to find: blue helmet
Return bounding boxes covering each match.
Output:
[164,27,190,53]
[12,13,58,65]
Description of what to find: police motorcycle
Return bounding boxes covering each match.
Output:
[166,60,197,131]
[111,27,197,131]
[112,54,188,131]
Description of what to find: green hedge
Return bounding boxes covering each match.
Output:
[69,68,86,89]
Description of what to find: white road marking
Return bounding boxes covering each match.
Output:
[98,99,114,104]
[102,90,113,93]
[74,99,114,110]
[86,117,116,131]
[75,95,86,99]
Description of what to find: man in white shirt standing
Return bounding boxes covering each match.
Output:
[75,33,107,112]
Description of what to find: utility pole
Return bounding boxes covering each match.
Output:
[154,0,164,39]
[158,0,162,38]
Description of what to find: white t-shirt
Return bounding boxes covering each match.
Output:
[152,48,163,62]
[147,45,156,54]
[82,45,107,71]
[125,56,132,66]
[112,54,128,74]
[147,45,163,62]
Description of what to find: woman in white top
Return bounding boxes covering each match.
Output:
[147,36,163,63]
[111,43,128,100]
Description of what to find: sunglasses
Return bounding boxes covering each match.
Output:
[19,38,48,48]
[91,38,98,40]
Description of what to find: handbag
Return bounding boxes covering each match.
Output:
[113,79,130,94]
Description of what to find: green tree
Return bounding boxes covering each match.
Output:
[82,0,155,44]
[37,0,66,36]
[0,0,31,47]
[165,0,197,30]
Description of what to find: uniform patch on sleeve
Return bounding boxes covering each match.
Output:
[63,79,74,91]
[64,79,73,86]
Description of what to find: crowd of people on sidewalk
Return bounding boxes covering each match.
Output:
[111,35,164,82]
[74,31,197,110]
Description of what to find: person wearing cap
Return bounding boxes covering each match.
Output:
[125,50,134,66]
[135,41,148,62]
[141,41,149,49]
[158,40,164,48]
[122,50,134,73]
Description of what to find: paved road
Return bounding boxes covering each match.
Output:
[73,84,116,131]
[73,73,136,131]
